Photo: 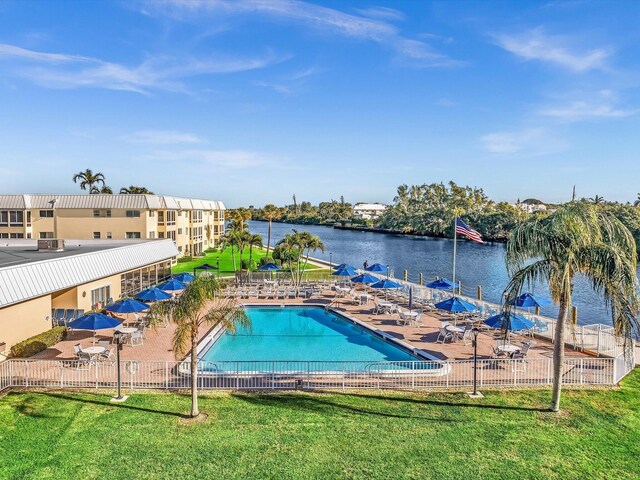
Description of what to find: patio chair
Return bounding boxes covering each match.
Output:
[76,351,92,370]
[73,344,82,356]
[436,327,453,344]
[54,309,66,327]
[287,289,297,299]
[413,309,423,327]
[99,348,116,365]
[130,331,144,347]
[534,318,549,334]
[460,328,473,346]
[64,309,76,322]
[98,340,110,350]
[491,346,507,358]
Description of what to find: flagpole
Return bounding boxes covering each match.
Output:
[452,216,457,296]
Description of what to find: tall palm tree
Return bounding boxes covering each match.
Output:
[148,277,249,417]
[247,233,263,269]
[72,169,106,192]
[120,186,154,194]
[589,195,605,205]
[634,193,640,207]
[221,230,241,272]
[503,202,638,412]
[262,204,281,257]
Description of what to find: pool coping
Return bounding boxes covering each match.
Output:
[180,303,449,377]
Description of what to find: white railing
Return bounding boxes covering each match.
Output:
[1,355,630,392]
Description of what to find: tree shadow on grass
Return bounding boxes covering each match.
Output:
[38,392,185,418]
[324,391,548,412]
[230,392,459,421]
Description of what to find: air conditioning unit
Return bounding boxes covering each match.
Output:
[37,239,65,252]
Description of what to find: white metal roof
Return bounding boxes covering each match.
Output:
[0,194,226,211]
[354,203,387,211]
[0,239,179,307]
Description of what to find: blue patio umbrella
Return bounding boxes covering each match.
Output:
[194,263,217,274]
[484,312,535,331]
[332,263,355,271]
[370,279,402,289]
[435,296,478,313]
[104,298,150,314]
[509,293,552,308]
[332,266,357,276]
[258,263,281,271]
[365,263,388,274]
[68,312,121,332]
[157,278,186,291]
[135,287,172,302]
[173,272,195,283]
[350,273,379,284]
[426,278,457,290]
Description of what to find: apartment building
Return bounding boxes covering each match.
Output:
[0,194,225,257]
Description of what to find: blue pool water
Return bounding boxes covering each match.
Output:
[200,307,420,363]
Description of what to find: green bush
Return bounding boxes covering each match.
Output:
[241,259,258,271]
[177,256,193,263]
[259,256,276,266]
[10,326,66,358]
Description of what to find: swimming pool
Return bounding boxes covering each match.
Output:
[199,306,423,366]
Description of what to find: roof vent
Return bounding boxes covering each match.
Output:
[37,239,65,252]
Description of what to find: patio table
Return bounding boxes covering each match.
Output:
[498,344,520,354]
[82,346,106,355]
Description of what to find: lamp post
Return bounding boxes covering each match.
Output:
[329,252,332,278]
[468,327,483,398]
[110,331,128,403]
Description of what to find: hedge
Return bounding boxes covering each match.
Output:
[10,326,66,358]
[177,256,194,263]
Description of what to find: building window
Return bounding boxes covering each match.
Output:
[93,209,100,217]
[10,233,24,239]
[149,211,155,217]
[39,210,54,218]
[126,210,141,218]
[26,211,31,226]
[39,232,54,239]
[158,232,165,239]
[91,285,111,307]
[93,232,101,239]
[26,233,31,239]
[178,246,183,252]
[0,211,7,226]
[177,228,182,234]
[0,233,8,238]
[9,211,23,226]
[158,211,164,224]
[106,232,112,239]
[126,232,141,239]
[149,231,156,239]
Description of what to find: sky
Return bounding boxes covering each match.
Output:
[1,0,639,208]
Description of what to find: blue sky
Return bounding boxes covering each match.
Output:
[1,0,639,207]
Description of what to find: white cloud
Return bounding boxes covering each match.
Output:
[539,91,637,121]
[494,28,610,72]
[354,6,406,22]
[125,130,205,144]
[481,128,568,156]
[0,43,286,94]
[139,0,459,67]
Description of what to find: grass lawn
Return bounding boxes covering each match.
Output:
[1,369,639,480]
[172,247,322,276]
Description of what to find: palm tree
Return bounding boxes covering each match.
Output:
[72,169,106,193]
[277,229,325,286]
[503,202,638,412]
[148,277,249,417]
[262,204,281,257]
[634,193,640,207]
[589,195,605,205]
[90,185,113,194]
[120,186,154,194]
[247,233,263,270]
[221,230,241,272]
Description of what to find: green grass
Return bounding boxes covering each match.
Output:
[1,369,639,480]
[172,247,321,276]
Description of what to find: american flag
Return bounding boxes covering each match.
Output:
[455,218,484,244]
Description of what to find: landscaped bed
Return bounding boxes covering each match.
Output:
[1,369,638,480]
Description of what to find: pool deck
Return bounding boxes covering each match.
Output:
[32,291,592,362]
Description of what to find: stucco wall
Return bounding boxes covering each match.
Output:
[0,295,52,353]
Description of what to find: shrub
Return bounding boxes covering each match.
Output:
[259,256,275,266]
[177,256,193,263]
[241,259,257,271]
[10,326,66,358]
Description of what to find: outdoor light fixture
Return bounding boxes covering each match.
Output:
[111,331,128,403]
[468,327,483,398]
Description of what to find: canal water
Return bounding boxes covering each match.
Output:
[248,220,638,327]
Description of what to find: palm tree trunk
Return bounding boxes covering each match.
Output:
[190,328,199,417]
[266,220,272,257]
[231,246,236,272]
[249,245,253,270]
[550,298,568,412]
